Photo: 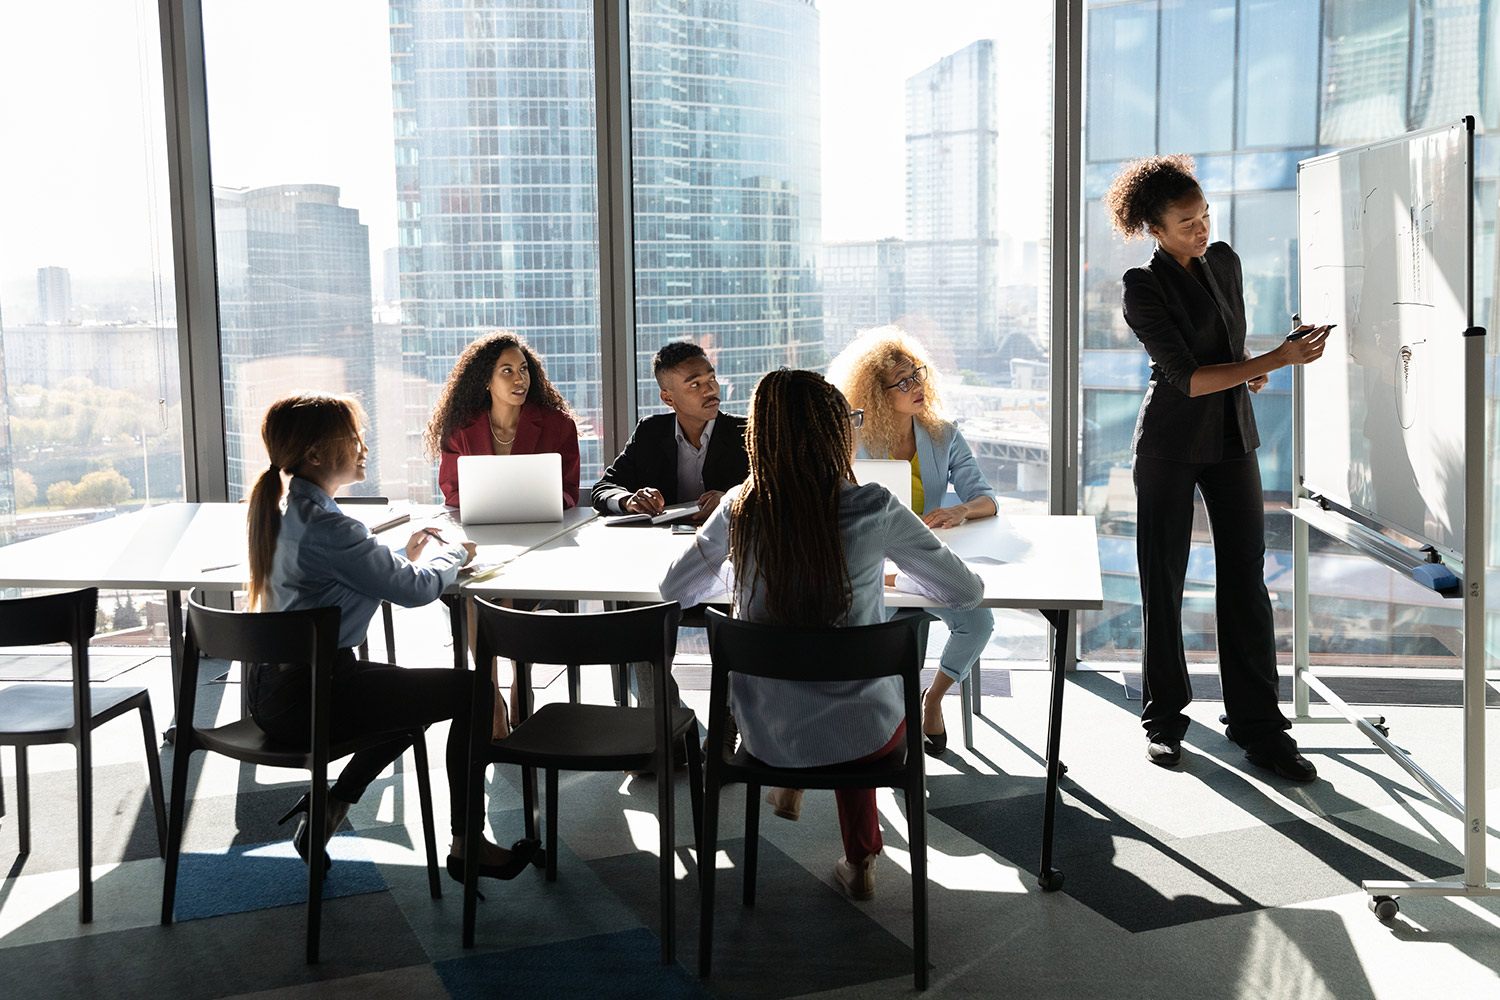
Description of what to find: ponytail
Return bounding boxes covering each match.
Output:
[247,394,366,610]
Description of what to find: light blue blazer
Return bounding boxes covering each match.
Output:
[856,420,997,516]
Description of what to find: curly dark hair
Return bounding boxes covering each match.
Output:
[652,341,707,384]
[423,331,572,459]
[1104,154,1201,241]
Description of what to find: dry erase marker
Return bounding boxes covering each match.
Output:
[1287,324,1334,340]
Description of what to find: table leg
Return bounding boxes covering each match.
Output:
[443,594,467,671]
[1038,608,1068,892]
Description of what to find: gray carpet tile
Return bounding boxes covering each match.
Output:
[0,762,164,872]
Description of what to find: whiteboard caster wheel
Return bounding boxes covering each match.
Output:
[1369,895,1399,921]
[1038,868,1064,892]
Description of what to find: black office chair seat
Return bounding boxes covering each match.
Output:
[0,685,156,736]
[499,702,697,770]
[191,716,433,772]
[721,739,910,787]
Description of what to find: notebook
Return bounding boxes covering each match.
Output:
[851,458,914,511]
[457,453,564,525]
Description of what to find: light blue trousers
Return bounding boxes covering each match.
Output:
[891,605,994,683]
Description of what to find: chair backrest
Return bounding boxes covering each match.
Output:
[178,591,341,747]
[0,588,98,731]
[704,607,926,685]
[184,592,340,670]
[473,599,681,671]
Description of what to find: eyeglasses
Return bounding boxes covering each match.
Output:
[848,409,864,428]
[884,366,927,393]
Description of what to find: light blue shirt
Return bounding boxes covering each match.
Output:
[267,478,468,649]
[673,415,716,504]
[856,419,997,516]
[659,480,984,767]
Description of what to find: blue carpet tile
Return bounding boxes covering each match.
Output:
[169,834,387,921]
[436,927,715,1000]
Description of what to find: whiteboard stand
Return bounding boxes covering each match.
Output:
[1290,119,1497,917]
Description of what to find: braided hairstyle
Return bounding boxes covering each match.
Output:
[730,368,857,626]
[1103,154,1201,241]
[423,331,572,458]
[247,392,366,610]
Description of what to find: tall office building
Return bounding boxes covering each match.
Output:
[0,300,16,549]
[36,266,72,325]
[904,40,999,379]
[388,0,821,499]
[214,184,377,500]
[821,238,905,355]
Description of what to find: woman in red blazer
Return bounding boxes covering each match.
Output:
[424,331,580,509]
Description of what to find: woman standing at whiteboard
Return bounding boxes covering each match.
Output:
[1106,155,1329,780]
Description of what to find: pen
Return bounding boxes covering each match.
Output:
[422,527,447,543]
[200,562,238,572]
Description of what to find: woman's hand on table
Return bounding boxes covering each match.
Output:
[922,505,968,529]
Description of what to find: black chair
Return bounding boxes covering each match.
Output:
[701,608,932,990]
[462,599,702,963]
[0,587,167,923]
[161,593,442,963]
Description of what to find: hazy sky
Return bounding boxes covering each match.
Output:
[2,0,1052,307]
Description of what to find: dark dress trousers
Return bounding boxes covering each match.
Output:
[591,412,750,513]
[1122,242,1292,753]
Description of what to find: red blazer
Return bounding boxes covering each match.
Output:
[438,402,581,509]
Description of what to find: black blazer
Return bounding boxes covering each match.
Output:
[1122,241,1260,462]
[591,412,750,512]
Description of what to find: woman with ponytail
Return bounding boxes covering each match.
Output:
[246,392,538,886]
[659,369,984,901]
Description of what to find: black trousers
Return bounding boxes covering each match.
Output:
[1133,449,1293,752]
[248,649,471,835]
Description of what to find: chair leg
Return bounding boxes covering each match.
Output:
[683,732,703,858]
[961,675,975,751]
[410,731,441,899]
[544,768,559,883]
[610,663,626,706]
[75,738,93,924]
[908,780,930,991]
[657,750,675,966]
[522,765,540,843]
[462,757,484,949]
[698,763,722,979]
[15,745,30,855]
[307,774,327,964]
[742,783,761,907]
[160,742,194,924]
[136,699,168,858]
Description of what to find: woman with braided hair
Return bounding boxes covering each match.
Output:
[1106,154,1329,780]
[659,368,983,900]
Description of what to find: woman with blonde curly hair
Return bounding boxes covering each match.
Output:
[827,326,997,757]
[1105,153,1328,780]
[424,331,580,510]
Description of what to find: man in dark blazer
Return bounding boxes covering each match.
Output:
[592,341,749,520]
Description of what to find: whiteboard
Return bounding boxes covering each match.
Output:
[1297,120,1472,558]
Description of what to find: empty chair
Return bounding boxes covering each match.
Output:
[700,608,932,989]
[160,593,442,964]
[0,587,166,923]
[461,599,701,963]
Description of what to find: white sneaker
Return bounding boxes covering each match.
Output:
[834,853,877,900]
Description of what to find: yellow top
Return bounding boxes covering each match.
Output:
[908,450,924,515]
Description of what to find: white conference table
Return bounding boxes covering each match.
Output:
[465,513,1104,891]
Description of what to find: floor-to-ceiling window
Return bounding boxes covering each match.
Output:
[0,1,184,642]
[1078,0,1500,676]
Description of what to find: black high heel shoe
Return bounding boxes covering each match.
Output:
[446,838,542,899]
[276,793,332,876]
[921,686,948,758]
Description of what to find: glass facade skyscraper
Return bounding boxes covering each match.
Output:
[214,184,377,499]
[904,40,999,379]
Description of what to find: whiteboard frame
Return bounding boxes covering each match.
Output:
[1291,117,1497,910]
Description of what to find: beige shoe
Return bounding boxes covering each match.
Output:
[764,786,804,821]
[835,853,877,901]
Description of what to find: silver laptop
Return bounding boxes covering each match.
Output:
[457,453,564,524]
[852,458,913,511]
